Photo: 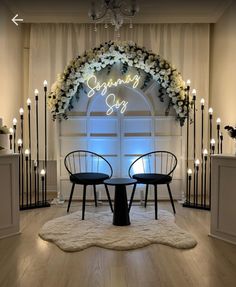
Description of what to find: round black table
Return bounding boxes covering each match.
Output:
[104,178,137,226]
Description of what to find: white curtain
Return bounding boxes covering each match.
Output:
[27,23,210,159]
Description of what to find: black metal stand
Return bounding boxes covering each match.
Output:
[28,102,32,205]
[35,92,40,204]
[183,98,211,211]
[185,85,190,203]
[220,133,223,154]
[13,121,17,153]
[18,90,50,211]
[44,83,48,203]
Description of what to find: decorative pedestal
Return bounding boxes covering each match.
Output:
[0,152,20,239]
[210,154,236,245]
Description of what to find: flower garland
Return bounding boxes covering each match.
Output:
[48,41,192,125]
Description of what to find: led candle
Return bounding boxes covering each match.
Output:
[27,98,31,106]
[208,107,213,115]
[200,98,205,107]
[210,139,215,154]
[19,108,24,116]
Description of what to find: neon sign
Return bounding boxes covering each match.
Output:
[86,74,141,115]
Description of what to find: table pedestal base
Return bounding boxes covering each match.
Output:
[113,185,130,226]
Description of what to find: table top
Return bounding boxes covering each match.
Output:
[104,178,137,186]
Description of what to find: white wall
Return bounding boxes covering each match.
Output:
[210,1,236,153]
[0,1,23,127]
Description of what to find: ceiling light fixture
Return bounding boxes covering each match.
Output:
[88,0,139,34]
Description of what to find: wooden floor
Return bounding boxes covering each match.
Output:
[1,201,236,287]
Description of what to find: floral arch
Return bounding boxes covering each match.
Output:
[48,41,191,126]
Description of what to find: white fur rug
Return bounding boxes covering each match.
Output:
[39,209,197,252]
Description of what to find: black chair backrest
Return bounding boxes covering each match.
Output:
[128,151,177,178]
[64,150,113,178]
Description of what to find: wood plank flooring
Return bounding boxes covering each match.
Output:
[0,201,236,287]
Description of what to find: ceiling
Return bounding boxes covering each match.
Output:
[4,0,232,23]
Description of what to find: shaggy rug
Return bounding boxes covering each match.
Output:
[39,209,197,252]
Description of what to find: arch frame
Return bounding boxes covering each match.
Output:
[48,41,191,126]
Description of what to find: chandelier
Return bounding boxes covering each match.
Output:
[88,0,139,33]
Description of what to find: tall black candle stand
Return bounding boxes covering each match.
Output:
[25,150,29,207]
[27,99,32,205]
[203,150,208,208]
[9,129,13,150]
[20,111,24,209]
[40,169,45,204]
[188,169,192,204]
[200,99,204,206]
[20,108,24,149]
[34,160,37,206]
[185,81,191,204]
[35,89,40,205]
[192,90,196,160]
[217,118,221,154]
[220,133,223,154]
[13,118,17,153]
[192,90,197,206]
[18,141,22,207]
[195,160,200,205]
[209,140,215,208]
[209,108,213,151]
[44,81,48,204]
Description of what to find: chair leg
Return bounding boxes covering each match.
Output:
[144,184,149,208]
[154,185,158,220]
[93,185,98,207]
[67,183,75,213]
[82,185,87,220]
[167,183,176,214]
[105,184,113,213]
[128,183,137,212]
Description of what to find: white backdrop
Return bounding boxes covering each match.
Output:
[27,23,210,160]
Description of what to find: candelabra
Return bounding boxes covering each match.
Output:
[183,84,224,210]
[10,83,51,210]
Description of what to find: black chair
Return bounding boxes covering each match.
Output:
[128,151,177,219]
[64,150,113,219]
